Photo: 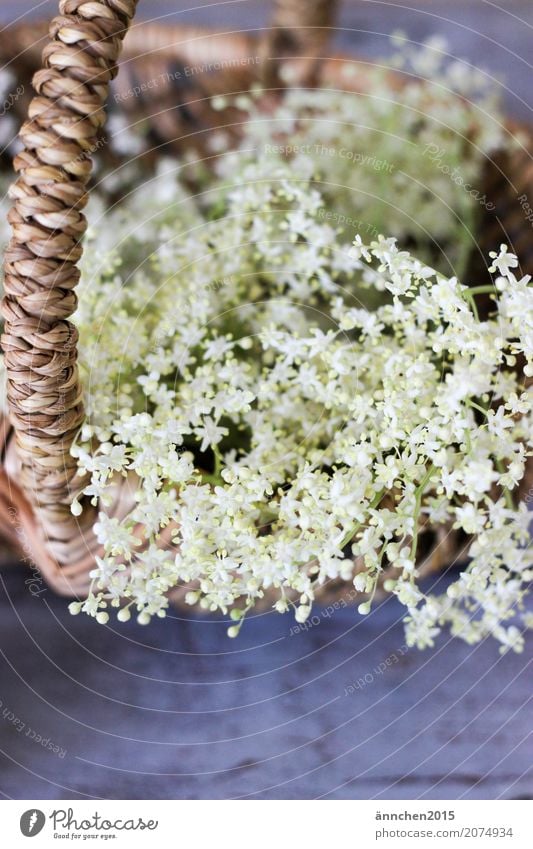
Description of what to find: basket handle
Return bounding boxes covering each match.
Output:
[1,0,339,551]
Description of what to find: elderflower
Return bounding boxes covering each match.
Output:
[215,37,512,275]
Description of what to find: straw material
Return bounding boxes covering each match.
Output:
[2,1,141,572]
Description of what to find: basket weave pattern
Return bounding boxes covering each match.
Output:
[0,0,531,600]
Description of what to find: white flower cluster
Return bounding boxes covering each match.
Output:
[0,37,529,651]
[63,154,533,651]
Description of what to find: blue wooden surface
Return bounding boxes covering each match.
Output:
[0,566,531,799]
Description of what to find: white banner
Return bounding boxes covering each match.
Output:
[1,800,531,848]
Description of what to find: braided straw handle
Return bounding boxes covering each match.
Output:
[2,1,140,552]
[1,0,339,558]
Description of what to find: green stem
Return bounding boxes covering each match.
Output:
[213,446,222,477]
[495,458,515,510]
[339,488,386,549]
[465,285,498,296]
[462,289,479,321]
[232,601,255,635]
[410,463,436,562]
[465,398,489,417]
[465,400,514,509]
[461,285,498,321]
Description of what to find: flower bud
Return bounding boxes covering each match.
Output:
[137,611,151,626]
[295,605,311,624]
[70,500,82,517]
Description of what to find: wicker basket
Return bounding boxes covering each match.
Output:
[0,0,531,604]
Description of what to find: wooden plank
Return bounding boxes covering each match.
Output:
[0,565,531,799]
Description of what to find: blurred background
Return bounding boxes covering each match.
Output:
[0,0,531,801]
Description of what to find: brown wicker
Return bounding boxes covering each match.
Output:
[0,0,530,603]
